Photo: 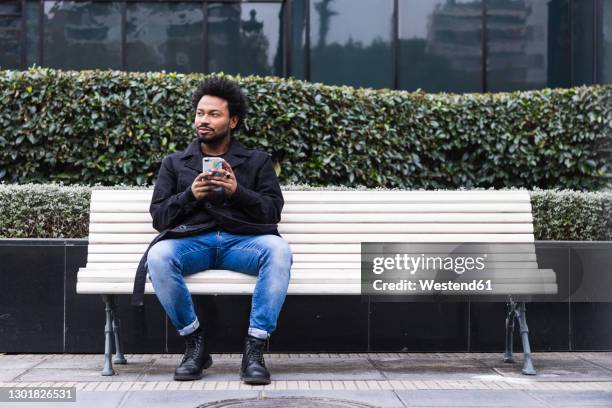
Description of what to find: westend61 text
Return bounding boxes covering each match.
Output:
[372,279,493,292]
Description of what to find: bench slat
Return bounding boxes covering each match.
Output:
[87,243,364,254]
[88,223,534,234]
[76,282,559,295]
[79,269,360,282]
[88,233,535,244]
[91,190,530,202]
[86,243,540,254]
[90,202,532,213]
[89,212,534,223]
[80,261,540,270]
[86,252,538,262]
[78,268,556,281]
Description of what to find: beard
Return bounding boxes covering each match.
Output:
[197,126,230,146]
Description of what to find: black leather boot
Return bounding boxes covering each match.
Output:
[174,327,213,381]
[240,335,271,385]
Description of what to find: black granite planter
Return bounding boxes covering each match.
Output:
[1,239,611,353]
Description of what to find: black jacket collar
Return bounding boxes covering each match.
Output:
[179,136,253,172]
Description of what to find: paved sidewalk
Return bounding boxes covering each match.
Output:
[1,352,612,407]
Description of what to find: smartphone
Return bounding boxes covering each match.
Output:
[202,157,224,192]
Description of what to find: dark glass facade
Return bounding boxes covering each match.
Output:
[399,0,483,93]
[600,0,612,83]
[43,1,122,70]
[310,0,394,89]
[0,0,22,69]
[126,2,204,73]
[207,2,284,76]
[1,0,610,92]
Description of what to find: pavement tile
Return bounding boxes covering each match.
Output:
[578,352,612,372]
[141,357,239,382]
[263,390,405,408]
[143,356,383,382]
[525,390,612,406]
[268,357,383,381]
[395,389,547,407]
[0,370,31,382]
[0,357,46,370]
[476,354,612,381]
[35,356,154,370]
[14,368,144,383]
[119,390,260,407]
[370,357,496,381]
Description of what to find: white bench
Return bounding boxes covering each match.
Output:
[77,189,556,376]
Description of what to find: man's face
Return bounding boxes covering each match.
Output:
[194,95,238,145]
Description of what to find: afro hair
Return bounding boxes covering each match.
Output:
[191,76,248,132]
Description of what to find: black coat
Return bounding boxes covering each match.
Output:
[131,136,284,306]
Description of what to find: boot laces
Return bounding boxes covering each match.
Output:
[249,339,266,366]
[182,332,202,363]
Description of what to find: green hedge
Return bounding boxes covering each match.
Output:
[530,189,612,241]
[1,67,611,189]
[1,183,611,241]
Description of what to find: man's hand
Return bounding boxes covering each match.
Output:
[206,159,238,197]
[191,173,216,201]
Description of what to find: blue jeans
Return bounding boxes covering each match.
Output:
[145,230,292,339]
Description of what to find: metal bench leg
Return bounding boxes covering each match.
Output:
[503,300,516,363]
[109,295,127,365]
[517,302,536,375]
[101,295,116,376]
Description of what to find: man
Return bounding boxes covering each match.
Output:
[131,76,292,384]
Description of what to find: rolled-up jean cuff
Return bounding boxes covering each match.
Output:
[179,318,200,336]
[248,327,269,340]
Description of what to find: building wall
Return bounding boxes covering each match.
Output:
[1,0,611,92]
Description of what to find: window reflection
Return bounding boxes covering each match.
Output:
[310,0,393,89]
[486,0,570,91]
[399,0,482,93]
[601,0,612,84]
[572,0,594,85]
[0,0,22,69]
[7,0,605,90]
[126,2,204,73]
[43,1,121,70]
[0,18,21,69]
[207,2,283,76]
[291,0,306,79]
[26,0,40,67]
[0,0,20,13]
